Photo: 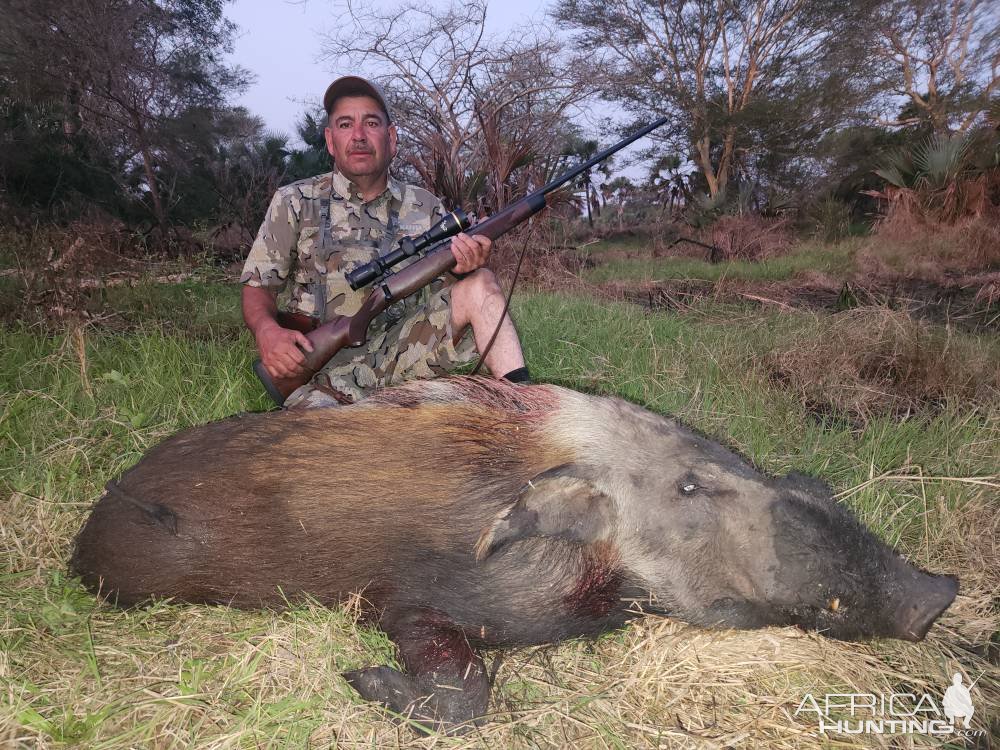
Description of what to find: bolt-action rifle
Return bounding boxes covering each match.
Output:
[254,116,669,406]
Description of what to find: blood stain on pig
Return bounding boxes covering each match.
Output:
[565,541,625,617]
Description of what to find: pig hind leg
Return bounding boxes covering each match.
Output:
[343,607,490,735]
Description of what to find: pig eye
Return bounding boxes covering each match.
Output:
[678,472,707,496]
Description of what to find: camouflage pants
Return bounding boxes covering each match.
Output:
[283,285,476,409]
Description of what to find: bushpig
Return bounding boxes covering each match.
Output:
[71,377,957,732]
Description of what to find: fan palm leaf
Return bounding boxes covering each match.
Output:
[874,148,918,188]
[914,134,972,190]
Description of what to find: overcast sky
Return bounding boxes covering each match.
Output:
[225,0,552,139]
[224,0,659,184]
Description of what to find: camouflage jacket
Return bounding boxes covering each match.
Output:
[240,169,447,327]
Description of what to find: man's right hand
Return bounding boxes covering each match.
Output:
[255,321,315,379]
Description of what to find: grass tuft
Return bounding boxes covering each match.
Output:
[766,306,1000,422]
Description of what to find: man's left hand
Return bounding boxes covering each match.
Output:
[450,232,492,274]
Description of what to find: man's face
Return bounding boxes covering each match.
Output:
[324,95,397,185]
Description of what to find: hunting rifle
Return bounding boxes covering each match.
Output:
[254,115,670,406]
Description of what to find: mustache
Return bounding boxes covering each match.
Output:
[348,147,374,155]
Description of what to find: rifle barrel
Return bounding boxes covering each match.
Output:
[537,116,670,197]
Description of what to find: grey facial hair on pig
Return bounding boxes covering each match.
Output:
[537,387,956,640]
[537,390,774,615]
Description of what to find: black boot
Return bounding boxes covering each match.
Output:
[501,366,531,384]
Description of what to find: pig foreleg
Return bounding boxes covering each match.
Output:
[343,607,490,734]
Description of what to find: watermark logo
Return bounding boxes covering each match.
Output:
[942,673,975,728]
[794,673,985,738]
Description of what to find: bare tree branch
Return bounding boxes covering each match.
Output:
[321,0,594,213]
[873,0,999,134]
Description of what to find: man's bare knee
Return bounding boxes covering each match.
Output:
[451,269,501,327]
[453,269,500,305]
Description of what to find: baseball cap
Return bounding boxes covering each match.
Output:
[323,76,391,122]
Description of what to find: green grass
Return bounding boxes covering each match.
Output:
[582,242,858,284]
[1,279,997,748]
[97,280,243,331]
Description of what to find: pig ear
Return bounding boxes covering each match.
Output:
[474,469,614,561]
[783,471,834,499]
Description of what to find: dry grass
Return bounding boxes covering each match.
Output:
[3,421,997,748]
[0,221,207,325]
[705,215,795,262]
[767,307,1000,421]
[490,230,593,294]
[3,505,996,750]
[1,219,150,276]
[860,214,1000,281]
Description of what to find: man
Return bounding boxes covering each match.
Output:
[241,76,529,408]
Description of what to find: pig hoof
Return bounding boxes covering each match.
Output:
[343,666,484,735]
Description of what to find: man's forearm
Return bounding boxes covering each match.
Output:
[241,285,281,335]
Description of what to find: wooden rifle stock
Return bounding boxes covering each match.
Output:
[275,311,319,334]
[254,115,669,405]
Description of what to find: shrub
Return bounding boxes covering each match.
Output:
[767,307,1000,422]
[802,194,853,242]
[867,132,998,226]
[704,215,794,261]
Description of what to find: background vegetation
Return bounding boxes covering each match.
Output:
[1,0,997,248]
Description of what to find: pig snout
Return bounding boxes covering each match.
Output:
[890,568,958,641]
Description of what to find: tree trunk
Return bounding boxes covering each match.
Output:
[716,127,737,195]
[62,86,81,140]
[584,175,593,227]
[139,139,167,230]
[696,137,721,198]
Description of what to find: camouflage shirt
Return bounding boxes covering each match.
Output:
[240,169,447,325]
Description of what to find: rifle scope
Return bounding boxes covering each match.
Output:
[346,208,470,290]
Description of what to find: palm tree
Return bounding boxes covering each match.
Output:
[870,133,991,223]
[648,154,690,217]
[562,136,601,226]
[605,176,635,231]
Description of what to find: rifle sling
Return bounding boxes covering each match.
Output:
[470,230,531,375]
